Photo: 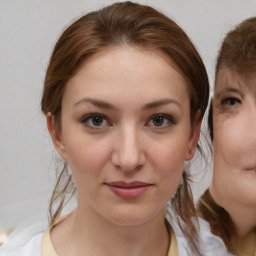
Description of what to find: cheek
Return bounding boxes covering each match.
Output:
[214,117,249,166]
[150,139,187,187]
[64,134,112,179]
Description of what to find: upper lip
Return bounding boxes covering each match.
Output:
[105,181,152,188]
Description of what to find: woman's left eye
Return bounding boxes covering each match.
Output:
[147,114,175,128]
[81,114,110,128]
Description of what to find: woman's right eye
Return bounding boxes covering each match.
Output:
[221,97,241,107]
[80,114,110,129]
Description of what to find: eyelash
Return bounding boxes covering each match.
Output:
[221,97,241,107]
[80,113,176,129]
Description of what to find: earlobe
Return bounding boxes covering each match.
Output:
[46,112,68,161]
[185,110,202,161]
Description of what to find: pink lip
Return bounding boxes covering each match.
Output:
[105,181,152,199]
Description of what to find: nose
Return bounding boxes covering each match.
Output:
[111,126,145,172]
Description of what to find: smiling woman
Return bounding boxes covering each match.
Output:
[0,1,210,256]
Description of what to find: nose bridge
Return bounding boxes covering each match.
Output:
[112,123,145,172]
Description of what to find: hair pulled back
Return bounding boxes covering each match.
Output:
[41,2,209,254]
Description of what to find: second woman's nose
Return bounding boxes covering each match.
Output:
[111,125,146,173]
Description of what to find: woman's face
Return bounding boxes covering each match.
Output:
[49,46,200,226]
[212,68,256,208]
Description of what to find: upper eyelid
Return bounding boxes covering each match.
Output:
[80,113,107,121]
[151,113,176,121]
[215,89,244,100]
[214,93,242,103]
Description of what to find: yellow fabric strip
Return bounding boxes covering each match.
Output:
[41,216,66,256]
[41,228,57,256]
[168,226,179,256]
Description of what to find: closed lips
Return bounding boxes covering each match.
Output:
[105,181,152,199]
[105,181,152,188]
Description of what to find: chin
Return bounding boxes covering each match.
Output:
[104,206,163,227]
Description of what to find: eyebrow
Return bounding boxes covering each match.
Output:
[74,97,181,110]
[74,98,116,109]
[143,98,182,110]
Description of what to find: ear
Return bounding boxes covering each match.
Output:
[47,112,69,161]
[185,110,202,161]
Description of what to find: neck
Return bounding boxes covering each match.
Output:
[54,195,170,256]
[209,184,256,237]
[226,204,256,237]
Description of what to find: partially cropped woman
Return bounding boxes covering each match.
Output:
[198,17,256,256]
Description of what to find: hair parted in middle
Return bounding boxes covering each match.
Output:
[41,2,209,255]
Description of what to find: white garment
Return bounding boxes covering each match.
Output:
[196,217,235,256]
[169,215,234,256]
[0,221,46,256]
[0,217,233,256]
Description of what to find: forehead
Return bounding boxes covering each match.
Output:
[215,68,256,93]
[64,46,190,103]
[77,45,186,81]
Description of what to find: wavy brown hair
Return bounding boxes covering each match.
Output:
[41,2,209,254]
[197,17,256,254]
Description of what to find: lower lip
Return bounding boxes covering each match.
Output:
[107,185,150,199]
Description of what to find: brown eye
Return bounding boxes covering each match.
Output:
[152,116,164,126]
[92,116,104,126]
[147,114,176,128]
[81,114,109,129]
[228,98,239,105]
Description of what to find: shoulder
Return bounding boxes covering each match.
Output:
[0,221,48,256]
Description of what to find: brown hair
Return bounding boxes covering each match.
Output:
[197,189,237,251]
[41,2,209,254]
[208,17,256,140]
[198,17,256,254]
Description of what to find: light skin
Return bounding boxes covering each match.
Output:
[47,46,201,256]
[210,68,256,237]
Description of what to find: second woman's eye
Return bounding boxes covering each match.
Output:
[221,97,241,106]
[81,114,110,128]
[147,114,176,128]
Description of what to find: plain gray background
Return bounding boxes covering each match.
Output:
[1,0,256,229]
